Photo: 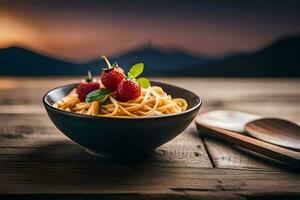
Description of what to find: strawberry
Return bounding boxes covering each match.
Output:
[101,69,125,91]
[100,56,125,91]
[76,72,100,102]
[116,79,141,102]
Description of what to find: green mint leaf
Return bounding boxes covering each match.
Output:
[128,63,144,79]
[137,77,151,89]
[85,88,111,103]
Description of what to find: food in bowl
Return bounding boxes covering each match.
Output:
[54,56,188,118]
[43,82,201,155]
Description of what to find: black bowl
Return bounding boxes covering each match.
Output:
[43,81,201,156]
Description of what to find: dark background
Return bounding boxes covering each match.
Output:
[0,0,300,76]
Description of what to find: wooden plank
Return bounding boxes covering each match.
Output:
[0,77,299,121]
[1,78,300,198]
[0,163,299,194]
[0,193,191,200]
[0,113,54,126]
[2,192,300,200]
[0,105,212,167]
[0,129,212,169]
[0,114,212,168]
[203,137,287,170]
[1,77,299,171]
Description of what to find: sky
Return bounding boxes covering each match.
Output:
[0,0,300,63]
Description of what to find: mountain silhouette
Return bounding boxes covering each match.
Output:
[0,35,299,76]
[0,47,87,75]
[85,44,208,75]
[180,34,300,77]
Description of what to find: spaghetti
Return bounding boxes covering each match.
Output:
[54,86,188,118]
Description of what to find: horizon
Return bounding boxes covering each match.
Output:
[1,33,299,64]
[1,0,300,62]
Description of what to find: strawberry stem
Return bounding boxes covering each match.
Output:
[85,71,92,82]
[102,56,113,70]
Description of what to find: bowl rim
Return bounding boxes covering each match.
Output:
[43,81,202,120]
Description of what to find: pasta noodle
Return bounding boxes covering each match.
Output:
[53,86,188,118]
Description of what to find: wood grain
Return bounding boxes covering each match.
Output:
[0,77,300,199]
[196,124,300,167]
[203,138,284,170]
[0,126,212,168]
[245,118,300,151]
[1,163,300,195]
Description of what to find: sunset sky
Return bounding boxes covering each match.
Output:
[0,0,300,63]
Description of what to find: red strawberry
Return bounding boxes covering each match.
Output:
[76,82,100,102]
[116,79,141,102]
[100,56,125,91]
[101,68,125,91]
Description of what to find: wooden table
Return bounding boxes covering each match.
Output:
[0,77,300,199]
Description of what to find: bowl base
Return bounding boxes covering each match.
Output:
[85,148,110,158]
[85,148,155,159]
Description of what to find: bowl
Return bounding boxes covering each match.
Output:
[43,81,202,157]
